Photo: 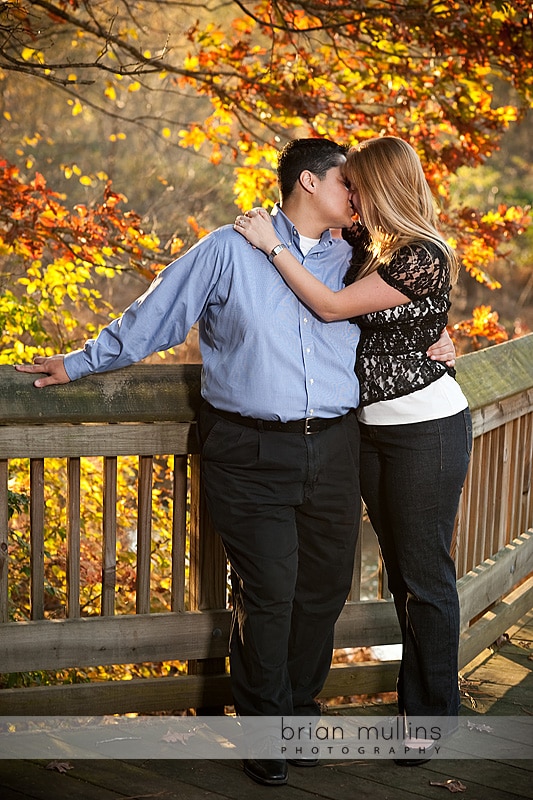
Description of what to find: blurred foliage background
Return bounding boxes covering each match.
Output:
[1,0,531,688]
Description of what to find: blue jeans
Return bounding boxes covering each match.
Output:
[359,408,472,719]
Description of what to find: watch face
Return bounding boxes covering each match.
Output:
[269,244,284,262]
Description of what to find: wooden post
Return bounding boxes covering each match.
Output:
[188,453,228,714]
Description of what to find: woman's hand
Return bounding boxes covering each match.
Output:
[427,328,456,368]
[234,208,281,255]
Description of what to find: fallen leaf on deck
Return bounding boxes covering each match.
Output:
[45,760,74,773]
[429,778,467,792]
[466,720,494,733]
[160,729,197,744]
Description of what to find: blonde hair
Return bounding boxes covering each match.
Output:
[345,137,459,283]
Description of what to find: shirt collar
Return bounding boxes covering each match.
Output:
[272,204,335,251]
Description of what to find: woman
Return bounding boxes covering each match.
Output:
[234,136,472,762]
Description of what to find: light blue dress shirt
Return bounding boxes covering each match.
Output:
[64,206,360,421]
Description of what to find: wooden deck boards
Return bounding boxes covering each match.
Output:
[1,610,531,800]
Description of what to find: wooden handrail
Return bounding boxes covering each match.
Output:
[0,363,202,425]
[0,334,531,424]
[454,333,533,411]
[0,334,531,715]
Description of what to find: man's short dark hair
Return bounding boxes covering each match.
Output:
[278,138,348,201]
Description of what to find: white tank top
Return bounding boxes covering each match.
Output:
[357,373,468,425]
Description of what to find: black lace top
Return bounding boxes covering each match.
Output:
[342,225,455,407]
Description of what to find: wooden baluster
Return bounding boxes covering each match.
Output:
[454,455,473,580]
[136,455,153,615]
[102,456,117,616]
[465,435,483,574]
[348,515,363,602]
[30,458,45,620]
[519,414,532,535]
[171,455,188,613]
[0,459,8,623]
[67,457,81,618]
[505,419,520,546]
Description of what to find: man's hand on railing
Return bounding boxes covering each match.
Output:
[15,355,71,388]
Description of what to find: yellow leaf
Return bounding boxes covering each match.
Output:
[21,47,38,61]
[233,18,253,34]
[128,81,141,92]
[3,111,11,121]
[79,175,93,186]
[104,84,117,101]
[162,127,171,139]
[178,127,206,151]
[40,209,57,221]
[72,100,83,116]
[170,237,184,255]
[184,55,199,71]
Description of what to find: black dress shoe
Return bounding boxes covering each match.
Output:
[243,758,288,786]
[287,757,319,767]
[394,739,434,767]
[394,755,432,767]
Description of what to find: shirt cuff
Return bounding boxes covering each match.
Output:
[63,349,92,382]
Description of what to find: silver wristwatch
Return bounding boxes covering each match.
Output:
[268,243,286,263]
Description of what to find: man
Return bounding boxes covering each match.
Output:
[17,138,454,786]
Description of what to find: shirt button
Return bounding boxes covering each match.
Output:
[306,347,311,354]
[303,317,308,323]
[309,409,314,415]
[310,378,314,385]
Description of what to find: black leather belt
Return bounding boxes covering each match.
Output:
[207,404,346,435]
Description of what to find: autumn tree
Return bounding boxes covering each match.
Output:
[1,0,532,349]
[1,0,531,684]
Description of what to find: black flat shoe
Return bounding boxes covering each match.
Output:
[243,758,288,786]
[287,757,319,767]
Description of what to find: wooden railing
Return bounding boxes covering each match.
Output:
[0,335,532,715]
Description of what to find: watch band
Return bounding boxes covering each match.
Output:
[268,243,286,263]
